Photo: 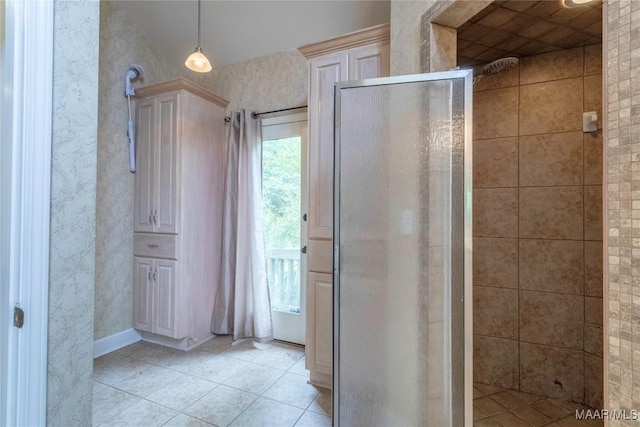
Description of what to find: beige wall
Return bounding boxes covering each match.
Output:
[188,50,308,113]
[95,0,180,340]
[49,0,100,424]
[472,46,603,408]
[390,1,436,75]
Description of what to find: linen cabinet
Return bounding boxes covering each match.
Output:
[298,23,390,388]
[132,78,228,350]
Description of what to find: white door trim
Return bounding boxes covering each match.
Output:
[1,1,54,425]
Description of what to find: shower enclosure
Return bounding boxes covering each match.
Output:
[333,71,473,426]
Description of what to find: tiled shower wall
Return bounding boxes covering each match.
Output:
[472,46,604,408]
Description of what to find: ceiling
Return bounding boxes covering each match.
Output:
[117,0,390,70]
[457,0,602,66]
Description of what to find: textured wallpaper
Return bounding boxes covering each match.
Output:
[48,0,100,424]
[187,50,308,113]
[94,0,180,340]
[390,1,437,76]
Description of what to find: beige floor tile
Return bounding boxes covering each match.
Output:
[183,385,257,427]
[263,373,320,409]
[221,339,267,362]
[198,335,235,354]
[223,362,285,394]
[510,405,553,426]
[112,364,182,398]
[163,413,215,427]
[229,397,304,427]
[557,415,593,426]
[474,405,489,421]
[307,389,331,416]
[491,411,531,427]
[92,382,140,425]
[252,344,304,371]
[188,355,249,383]
[474,383,506,396]
[473,397,507,417]
[474,387,485,399]
[146,374,218,411]
[490,391,529,411]
[100,399,177,427]
[474,418,503,427]
[530,399,571,421]
[93,353,150,385]
[294,411,331,427]
[288,356,309,377]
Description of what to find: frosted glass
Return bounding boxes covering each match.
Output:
[335,78,467,426]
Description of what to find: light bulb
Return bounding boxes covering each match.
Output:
[185,47,212,73]
[562,0,600,8]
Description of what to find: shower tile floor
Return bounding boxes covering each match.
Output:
[474,383,603,427]
[92,337,331,427]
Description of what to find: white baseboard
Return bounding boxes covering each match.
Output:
[93,328,141,358]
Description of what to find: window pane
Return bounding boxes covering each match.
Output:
[262,137,302,313]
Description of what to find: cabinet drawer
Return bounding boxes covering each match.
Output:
[134,233,178,259]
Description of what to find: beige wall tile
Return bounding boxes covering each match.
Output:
[584,353,603,409]
[474,286,519,340]
[519,187,583,240]
[519,47,584,85]
[519,132,583,187]
[474,237,518,289]
[585,296,603,326]
[519,239,584,295]
[474,87,519,140]
[584,131,603,186]
[584,185,603,241]
[520,342,584,403]
[584,241,603,297]
[473,137,519,188]
[474,64,519,92]
[584,44,602,76]
[519,78,583,136]
[520,290,584,350]
[474,335,519,390]
[474,188,519,238]
[584,75,603,129]
[584,324,603,357]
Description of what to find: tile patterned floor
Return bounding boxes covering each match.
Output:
[92,337,331,427]
[474,383,604,427]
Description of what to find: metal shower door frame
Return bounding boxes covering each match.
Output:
[332,70,473,426]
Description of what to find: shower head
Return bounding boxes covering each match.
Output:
[473,57,519,86]
[124,65,143,96]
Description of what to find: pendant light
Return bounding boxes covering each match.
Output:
[185,0,212,73]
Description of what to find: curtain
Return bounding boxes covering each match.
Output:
[212,109,273,342]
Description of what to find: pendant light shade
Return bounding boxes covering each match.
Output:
[185,0,212,73]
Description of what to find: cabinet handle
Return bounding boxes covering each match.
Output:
[153,267,158,282]
[153,209,158,225]
[149,212,153,224]
[148,270,153,281]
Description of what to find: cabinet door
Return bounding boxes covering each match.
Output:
[348,43,390,80]
[153,259,180,338]
[307,272,333,377]
[133,257,154,332]
[134,99,156,233]
[155,94,179,234]
[308,54,348,241]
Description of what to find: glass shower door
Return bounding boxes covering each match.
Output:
[333,71,473,426]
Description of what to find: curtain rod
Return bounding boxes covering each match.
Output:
[224,105,307,123]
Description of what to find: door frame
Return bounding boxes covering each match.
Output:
[261,111,309,345]
[333,70,473,426]
[0,1,54,425]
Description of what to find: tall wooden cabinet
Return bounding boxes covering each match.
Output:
[133,78,228,350]
[299,24,390,388]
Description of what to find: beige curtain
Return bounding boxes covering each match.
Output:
[212,109,273,342]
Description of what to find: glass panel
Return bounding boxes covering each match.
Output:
[335,76,468,426]
[262,137,302,314]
